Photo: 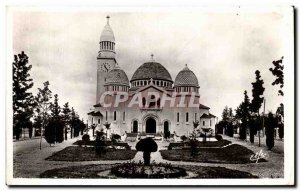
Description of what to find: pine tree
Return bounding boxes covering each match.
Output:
[35,81,52,149]
[62,102,71,140]
[221,106,229,135]
[237,91,251,140]
[269,57,284,96]
[70,107,76,138]
[250,70,265,143]
[13,51,35,140]
[50,94,61,120]
[49,94,64,143]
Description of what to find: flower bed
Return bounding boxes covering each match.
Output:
[110,161,187,178]
[168,140,231,150]
[73,140,131,150]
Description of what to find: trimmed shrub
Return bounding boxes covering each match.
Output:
[215,134,223,141]
[136,138,158,165]
[82,134,90,142]
[180,135,188,142]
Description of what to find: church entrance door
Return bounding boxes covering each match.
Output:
[164,121,169,135]
[145,118,156,133]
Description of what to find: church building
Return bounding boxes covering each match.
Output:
[87,16,217,137]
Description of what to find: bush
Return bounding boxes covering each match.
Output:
[95,130,106,155]
[265,113,276,150]
[82,134,90,142]
[278,122,284,139]
[180,135,188,142]
[215,134,223,141]
[111,134,121,143]
[44,120,56,145]
[164,131,171,140]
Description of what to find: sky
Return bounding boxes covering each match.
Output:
[12,8,292,121]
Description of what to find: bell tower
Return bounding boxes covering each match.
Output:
[96,16,116,103]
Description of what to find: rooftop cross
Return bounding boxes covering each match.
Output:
[106,15,110,24]
[151,53,154,61]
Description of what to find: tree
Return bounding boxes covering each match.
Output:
[136,138,158,165]
[269,57,284,96]
[70,107,76,138]
[61,102,71,140]
[277,103,284,139]
[44,120,56,146]
[265,112,276,150]
[35,81,52,149]
[250,70,265,144]
[221,106,229,122]
[33,113,42,136]
[13,51,35,140]
[220,106,230,135]
[49,94,64,143]
[236,91,251,140]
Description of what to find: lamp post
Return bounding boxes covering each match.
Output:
[103,121,111,140]
[201,127,210,143]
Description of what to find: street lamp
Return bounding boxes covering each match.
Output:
[103,121,111,140]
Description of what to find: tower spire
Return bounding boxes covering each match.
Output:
[106,15,110,24]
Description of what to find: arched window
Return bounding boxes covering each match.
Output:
[133,120,138,133]
[113,111,117,121]
[123,112,125,121]
[105,111,108,121]
[98,119,100,124]
[177,112,180,122]
[186,112,189,122]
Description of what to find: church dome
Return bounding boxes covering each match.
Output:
[131,61,173,82]
[100,17,115,42]
[105,66,129,87]
[174,65,199,87]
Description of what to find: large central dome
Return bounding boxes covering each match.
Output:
[131,62,173,82]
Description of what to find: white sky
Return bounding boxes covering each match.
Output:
[12,8,292,120]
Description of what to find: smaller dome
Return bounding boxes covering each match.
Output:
[100,22,115,42]
[174,65,199,87]
[105,66,129,87]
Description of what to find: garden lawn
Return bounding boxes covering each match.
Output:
[168,140,231,150]
[40,164,258,178]
[160,144,267,164]
[45,146,137,161]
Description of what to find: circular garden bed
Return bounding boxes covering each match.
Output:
[110,162,187,178]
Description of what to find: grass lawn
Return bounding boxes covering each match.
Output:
[160,144,267,164]
[45,146,137,161]
[40,164,258,178]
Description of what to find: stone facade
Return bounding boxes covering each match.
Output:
[88,17,217,137]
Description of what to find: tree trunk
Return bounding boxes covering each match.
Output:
[143,152,151,166]
[64,127,68,140]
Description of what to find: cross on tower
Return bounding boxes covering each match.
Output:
[106,15,110,24]
[151,53,154,61]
